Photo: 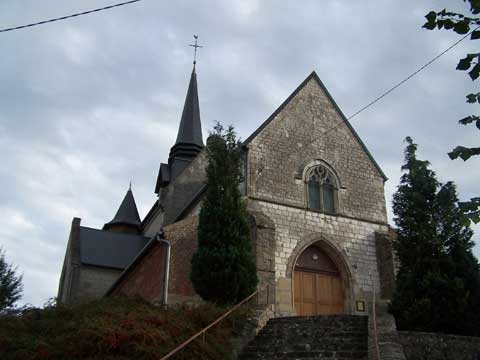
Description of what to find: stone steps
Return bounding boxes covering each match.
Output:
[239,315,368,360]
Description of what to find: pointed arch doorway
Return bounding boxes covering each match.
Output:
[293,244,345,315]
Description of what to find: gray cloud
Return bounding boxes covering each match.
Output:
[0,0,478,306]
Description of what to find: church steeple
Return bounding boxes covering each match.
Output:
[155,36,205,194]
[104,185,141,234]
[172,67,204,148]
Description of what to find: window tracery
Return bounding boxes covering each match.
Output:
[306,165,337,213]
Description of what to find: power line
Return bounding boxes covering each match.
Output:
[0,0,142,33]
[341,25,480,126]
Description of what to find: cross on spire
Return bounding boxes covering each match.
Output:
[189,34,203,66]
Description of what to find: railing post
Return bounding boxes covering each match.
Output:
[202,331,205,345]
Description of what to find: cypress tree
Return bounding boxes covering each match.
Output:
[190,123,258,306]
[435,182,480,335]
[391,137,480,335]
[390,136,445,331]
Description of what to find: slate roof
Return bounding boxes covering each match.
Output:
[175,67,204,147]
[104,188,141,230]
[79,226,149,269]
[155,163,170,194]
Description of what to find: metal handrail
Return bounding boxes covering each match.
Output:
[160,290,259,360]
[372,281,381,360]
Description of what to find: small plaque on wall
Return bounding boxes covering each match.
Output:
[356,300,366,312]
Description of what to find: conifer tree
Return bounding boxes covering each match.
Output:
[390,136,445,331]
[391,137,480,335]
[0,248,23,313]
[435,182,480,335]
[190,123,258,306]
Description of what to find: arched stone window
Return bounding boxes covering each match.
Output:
[306,165,337,213]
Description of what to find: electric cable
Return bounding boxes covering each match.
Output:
[0,0,142,33]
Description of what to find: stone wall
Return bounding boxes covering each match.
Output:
[158,151,207,226]
[398,331,480,360]
[375,232,396,299]
[249,199,387,316]
[245,74,389,316]
[77,265,122,301]
[57,218,81,304]
[249,211,276,307]
[163,216,202,304]
[246,75,387,225]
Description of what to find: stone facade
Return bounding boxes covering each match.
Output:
[163,216,202,304]
[77,266,123,301]
[375,232,396,299]
[58,218,81,304]
[58,218,123,304]
[155,150,207,227]
[244,74,389,316]
[66,71,394,320]
[120,72,392,317]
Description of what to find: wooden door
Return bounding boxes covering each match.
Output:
[294,270,344,316]
[294,245,345,315]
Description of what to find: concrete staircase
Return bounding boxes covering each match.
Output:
[239,315,368,360]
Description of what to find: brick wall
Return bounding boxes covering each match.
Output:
[111,216,201,305]
[113,243,167,302]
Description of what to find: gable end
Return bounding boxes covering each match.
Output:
[243,71,388,181]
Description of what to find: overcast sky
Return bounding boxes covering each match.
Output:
[1,0,478,306]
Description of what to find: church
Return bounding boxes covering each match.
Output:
[57,61,396,317]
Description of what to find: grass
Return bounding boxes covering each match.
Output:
[0,296,250,360]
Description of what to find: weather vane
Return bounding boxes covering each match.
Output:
[189,34,203,66]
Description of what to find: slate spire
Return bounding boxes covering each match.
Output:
[104,186,141,233]
[156,65,204,186]
[173,66,204,148]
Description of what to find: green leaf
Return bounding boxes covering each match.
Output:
[457,55,473,71]
[471,30,480,39]
[469,63,480,80]
[458,115,480,124]
[425,11,437,23]
[466,93,478,103]
[448,146,480,161]
[470,0,480,14]
[454,21,470,34]
[423,21,437,30]
[459,197,480,223]
[444,19,455,30]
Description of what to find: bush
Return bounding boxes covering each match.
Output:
[0,296,250,360]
